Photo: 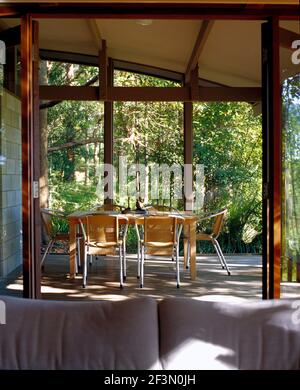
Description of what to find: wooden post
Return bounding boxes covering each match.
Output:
[103,58,113,204]
[261,18,281,299]
[271,17,281,299]
[184,101,193,211]
[21,16,41,298]
[21,15,37,298]
[32,21,41,298]
[99,39,107,100]
[190,65,200,101]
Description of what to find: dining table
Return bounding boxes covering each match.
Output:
[67,209,199,280]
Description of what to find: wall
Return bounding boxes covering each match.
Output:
[0,90,22,278]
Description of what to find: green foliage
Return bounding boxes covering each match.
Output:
[193,102,262,253]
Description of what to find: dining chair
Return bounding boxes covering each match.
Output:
[135,215,184,288]
[41,208,82,273]
[190,209,231,275]
[79,214,128,288]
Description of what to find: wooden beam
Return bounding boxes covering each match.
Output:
[197,87,261,102]
[109,86,190,102]
[0,7,21,17]
[186,20,214,81]
[113,58,184,83]
[22,4,299,20]
[40,49,99,66]
[99,40,108,100]
[40,85,261,102]
[87,19,103,50]
[39,86,98,101]
[279,27,300,50]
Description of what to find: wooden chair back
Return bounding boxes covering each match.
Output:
[85,215,119,246]
[144,216,179,256]
[212,209,227,239]
[41,209,54,239]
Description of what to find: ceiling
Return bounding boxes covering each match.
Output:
[1,18,299,86]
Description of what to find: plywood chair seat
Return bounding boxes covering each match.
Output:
[143,241,175,248]
[88,240,121,248]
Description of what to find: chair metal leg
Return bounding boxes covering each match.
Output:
[89,254,93,266]
[213,238,231,275]
[137,240,141,279]
[140,246,144,288]
[176,243,180,288]
[186,240,190,269]
[119,244,124,289]
[75,252,78,275]
[83,246,88,288]
[123,241,127,281]
[76,238,81,268]
[41,239,54,268]
[212,240,225,269]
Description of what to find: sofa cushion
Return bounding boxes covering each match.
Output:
[159,298,300,370]
[0,296,160,370]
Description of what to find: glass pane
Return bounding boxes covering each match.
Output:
[280,20,300,298]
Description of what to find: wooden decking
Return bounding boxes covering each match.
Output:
[1,254,299,301]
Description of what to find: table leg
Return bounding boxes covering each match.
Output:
[69,220,76,279]
[189,221,197,280]
[183,225,190,269]
[79,233,84,268]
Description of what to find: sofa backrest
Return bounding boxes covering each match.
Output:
[1,295,300,370]
[0,296,161,370]
[158,297,300,370]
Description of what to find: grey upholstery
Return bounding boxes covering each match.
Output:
[159,298,300,370]
[0,296,160,370]
[1,295,300,370]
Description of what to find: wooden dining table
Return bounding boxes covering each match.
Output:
[67,210,199,280]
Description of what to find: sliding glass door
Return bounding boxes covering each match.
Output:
[280,20,300,298]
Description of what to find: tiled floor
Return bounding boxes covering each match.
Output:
[0,254,299,301]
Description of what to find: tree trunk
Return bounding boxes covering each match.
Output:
[39,60,49,209]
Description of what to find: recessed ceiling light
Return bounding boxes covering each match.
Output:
[136,19,153,27]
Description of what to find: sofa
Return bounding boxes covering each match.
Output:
[0,295,299,370]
